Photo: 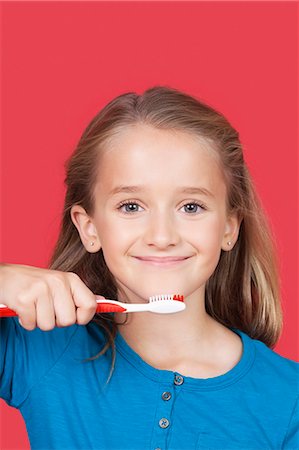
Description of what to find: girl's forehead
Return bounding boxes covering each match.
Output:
[95,124,226,197]
[105,123,217,155]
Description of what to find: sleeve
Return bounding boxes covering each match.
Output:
[0,316,78,408]
[282,395,299,449]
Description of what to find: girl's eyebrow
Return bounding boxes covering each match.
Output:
[108,185,215,198]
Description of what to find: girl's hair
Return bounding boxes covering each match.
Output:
[48,85,283,382]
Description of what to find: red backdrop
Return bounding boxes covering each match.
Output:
[1,2,298,449]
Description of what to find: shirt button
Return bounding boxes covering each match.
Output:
[159,418,170,428]
[161,391,172,401]
[174,374,184,385]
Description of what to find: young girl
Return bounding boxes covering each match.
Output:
[0,86,298,450]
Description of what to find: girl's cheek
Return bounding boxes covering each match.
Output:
[195,219,224,247]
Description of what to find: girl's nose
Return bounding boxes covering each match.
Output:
[144,212,180,248]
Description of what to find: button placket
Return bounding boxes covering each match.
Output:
[151,383,175,450]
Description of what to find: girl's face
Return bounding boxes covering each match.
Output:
[73,124,239,303]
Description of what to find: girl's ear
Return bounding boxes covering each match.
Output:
[70,205,101,253]
[221,213,241,251]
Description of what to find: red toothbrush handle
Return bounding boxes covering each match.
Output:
[0,303,127,317]
[96,302,127,313]
[0,307,18,317]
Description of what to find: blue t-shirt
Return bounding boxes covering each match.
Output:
[0,316,298,450]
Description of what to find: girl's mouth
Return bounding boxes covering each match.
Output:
[133,256,191,267]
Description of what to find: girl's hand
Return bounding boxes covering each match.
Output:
[0,263,103,331]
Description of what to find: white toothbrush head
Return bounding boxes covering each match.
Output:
[147,294,185,314]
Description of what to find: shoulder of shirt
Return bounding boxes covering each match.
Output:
[247,331,299,393]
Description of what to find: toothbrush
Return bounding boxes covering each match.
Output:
[0,294,185,317]
[94,294,185,314]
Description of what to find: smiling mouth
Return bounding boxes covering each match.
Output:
[133,256,191,266]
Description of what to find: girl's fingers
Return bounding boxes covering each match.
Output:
[17,298,37,331]
[67,273,98,325]
[52,290,77,328]
[36,294,56,331]
[49,273,77,328]
[0,264,103,330]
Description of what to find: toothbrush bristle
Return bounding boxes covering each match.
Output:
[149,294,184,303]
[173,294,184,302]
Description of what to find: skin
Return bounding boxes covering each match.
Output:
[71,124,243,377]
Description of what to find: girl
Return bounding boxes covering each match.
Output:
[0,86,298,450]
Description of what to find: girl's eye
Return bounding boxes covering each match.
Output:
[117,201,206,214]
[117,201,143,214]
[180,202,206,214]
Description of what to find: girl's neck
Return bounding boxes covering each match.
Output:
[115,302,243,378]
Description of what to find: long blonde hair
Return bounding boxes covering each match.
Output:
[48,86,283,381]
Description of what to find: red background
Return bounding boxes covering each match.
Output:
[0,2,298,449]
